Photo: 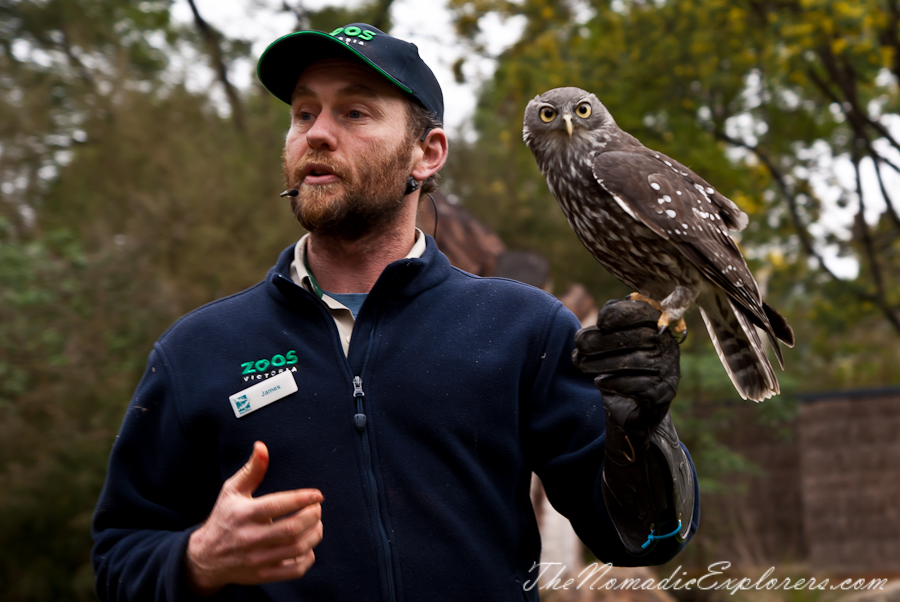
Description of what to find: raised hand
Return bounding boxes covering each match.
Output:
[185,441,324,595]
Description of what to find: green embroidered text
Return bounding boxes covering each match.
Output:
[241,350,298,375]
[330,26,376,41]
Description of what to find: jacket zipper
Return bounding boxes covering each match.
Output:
[340,304,396,602]
[350,372,397,602]
[278,274,398,601]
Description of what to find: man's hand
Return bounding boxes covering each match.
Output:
[572,299,680,433]
[185,442,324,595]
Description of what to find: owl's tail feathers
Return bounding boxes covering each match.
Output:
[763,302,795,348]
[698,291,780,402]
[747,301,794,369]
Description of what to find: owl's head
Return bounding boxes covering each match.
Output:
[523,87,615,158]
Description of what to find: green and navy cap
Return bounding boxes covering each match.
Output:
[257,24,444,122]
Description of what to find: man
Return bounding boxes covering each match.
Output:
[92,23,699,601]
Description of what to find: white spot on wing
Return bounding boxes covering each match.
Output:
[650,182,661,190]
[665,209,676,218]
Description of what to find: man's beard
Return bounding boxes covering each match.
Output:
[283,136,414,241]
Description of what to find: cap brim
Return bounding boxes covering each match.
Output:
[257,31,413,105]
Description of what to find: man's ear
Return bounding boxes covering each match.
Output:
[410,128,448,182]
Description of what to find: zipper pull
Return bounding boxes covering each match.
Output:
[353,376,367,431]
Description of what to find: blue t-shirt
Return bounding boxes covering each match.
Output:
[325,291,368,320]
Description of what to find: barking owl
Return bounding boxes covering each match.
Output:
[523,87,794,402]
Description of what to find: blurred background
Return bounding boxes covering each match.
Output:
[1,0,898,600]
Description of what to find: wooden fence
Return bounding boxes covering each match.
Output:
[701,388,900,575]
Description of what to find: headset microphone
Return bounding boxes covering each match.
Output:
[280,189,299,197]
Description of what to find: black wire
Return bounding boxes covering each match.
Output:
[426,193,438,240]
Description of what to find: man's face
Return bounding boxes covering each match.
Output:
[283,58,416,240]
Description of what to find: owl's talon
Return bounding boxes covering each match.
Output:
[655,313,687,341]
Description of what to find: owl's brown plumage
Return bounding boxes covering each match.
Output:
[523,87,794,402]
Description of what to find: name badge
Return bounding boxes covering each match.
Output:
[229,370,298,418]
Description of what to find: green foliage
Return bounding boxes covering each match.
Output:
[307,5,394,34]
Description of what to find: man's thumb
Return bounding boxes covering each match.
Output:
[231,441,269,495]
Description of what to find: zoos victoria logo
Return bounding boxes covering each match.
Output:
[240,350,298,382]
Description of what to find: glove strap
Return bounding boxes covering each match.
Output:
[641,520,682,549]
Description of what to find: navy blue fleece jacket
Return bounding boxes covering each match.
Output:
[92,235,700,601]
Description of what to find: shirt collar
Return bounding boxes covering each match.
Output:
[289,228,427,303]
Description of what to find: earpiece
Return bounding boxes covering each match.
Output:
[280,189,299,197]
[404,177,420,195]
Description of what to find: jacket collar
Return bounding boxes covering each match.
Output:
[267,233,452,308]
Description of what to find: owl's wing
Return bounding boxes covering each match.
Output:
[591,150,781,362]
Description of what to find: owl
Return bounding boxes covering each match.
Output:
[523,87,794,402]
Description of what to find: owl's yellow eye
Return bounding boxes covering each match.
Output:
[539,107,557,123]
[575,102,592,118]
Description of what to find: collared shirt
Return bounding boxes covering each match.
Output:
[289,229,427,356]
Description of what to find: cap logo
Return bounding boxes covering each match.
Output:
[330,26,376,45]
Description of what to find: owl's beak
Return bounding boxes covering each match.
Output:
[563,113,573,138]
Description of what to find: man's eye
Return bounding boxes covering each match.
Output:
[298,112,313,121]
[348,110,362,119]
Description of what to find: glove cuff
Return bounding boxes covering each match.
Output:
[601,404,695,555]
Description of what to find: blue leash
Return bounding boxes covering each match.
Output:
[641,520,682,549]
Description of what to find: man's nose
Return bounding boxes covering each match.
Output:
[306,111,338,151]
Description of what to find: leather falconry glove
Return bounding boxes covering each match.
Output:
[573,299,695,555]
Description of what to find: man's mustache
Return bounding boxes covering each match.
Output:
[289,153,351,188]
